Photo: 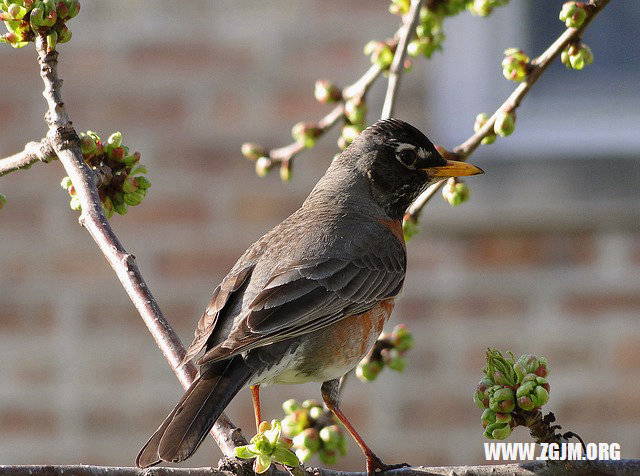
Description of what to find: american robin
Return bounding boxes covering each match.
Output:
[136,118,483,473]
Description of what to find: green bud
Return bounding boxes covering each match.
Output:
[56,23,72,43]
[124,190,144,206]
[102,195,114,219]
[314,79,340,104]
[7,3,24,19]
[255,156,272,177]
[341,124,362,146]
[113,199,127,216]
[302,399,321,409]
[481,408,496,428]
[442,178,470,207]
[344,98,367,124]
[474,377,493,409]
[292,122,321,148]
[559,2,587,28]
[293,428,320,453]
[60,176,72,189]
[280,161,292,182]
[391,324,413,352]
[29,5,44,27]
[46,29,57,52]
[355,359,382,382]
[308,405,323,421]
[56,0,69,19]
[253,454,272,474]
[136,176,151,190]
[494,110,516,137]
[65,0,80,18]
[402,217,418,241]
[107,131,122,147]
[80,135,97,156]
[235,445,257,459]
[487,385,516,413]
[69,194,81,211]
[241,142,266,161]
[474,112,498,143]
[502,48,530,82]
[295,447,314,463]
[271,446,299,468]
[318,448,338,465]
[0,193,7,209]
[282,399,301,415]
[485,421,512,440]
[122,176,138,194]
[389,0,410,15]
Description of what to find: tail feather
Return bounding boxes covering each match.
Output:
[136,356,253,468]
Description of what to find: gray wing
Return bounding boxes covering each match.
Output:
[197,221,406,365]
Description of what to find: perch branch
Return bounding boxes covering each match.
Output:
[405,0,610,223]
[0,137,56,176]
[33,34,243,457]
[1,460,638,476]
[381,0,424,119]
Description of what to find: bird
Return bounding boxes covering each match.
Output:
[136,118,483,473]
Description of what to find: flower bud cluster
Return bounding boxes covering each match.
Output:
[502,48,530,82]
[442,177,470,207]
[561,42,593,70]
[475,349,550,440]
[235,419,299,473]
[356,324,413,382]
[338,96,368,151]
[60,131,149,218]
[559,1,588,28]
[1,0,79,50]
[467,0,509,17]
[364,39,395,70]
[280,399,347,465]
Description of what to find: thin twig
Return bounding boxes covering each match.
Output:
[381,0,424,119]
[405,0,610,223]
[0,137,56,176]
[32,34,244,457]
[267,64,381,166]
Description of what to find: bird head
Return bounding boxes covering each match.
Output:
[342,118,484,220]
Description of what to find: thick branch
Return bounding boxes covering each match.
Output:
[2,460,639,476]
[405,0,610,223]
[381,0,424,119]
[0,137,56,176]
[33,34,243,456]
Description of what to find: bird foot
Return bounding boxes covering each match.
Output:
[366,455,410,474]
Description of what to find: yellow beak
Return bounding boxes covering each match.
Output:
[426,160,484,178]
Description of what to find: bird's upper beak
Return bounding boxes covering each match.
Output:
[425,160,484,178]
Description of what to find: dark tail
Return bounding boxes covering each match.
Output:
[136,356,253,468]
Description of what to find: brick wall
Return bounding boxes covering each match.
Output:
[1,0,639,470]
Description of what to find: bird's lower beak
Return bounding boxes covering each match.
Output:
[426,160,484,178]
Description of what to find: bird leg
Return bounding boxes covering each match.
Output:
[250,385,262,431]
[321,379,404,474]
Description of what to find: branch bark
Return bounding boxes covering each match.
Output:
[32,34,244,457]
[1,460,639,476]
[0,137,56,176]
[405,0,610,224]
[381,0,424,119]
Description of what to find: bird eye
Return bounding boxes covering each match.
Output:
[397,148,417,168]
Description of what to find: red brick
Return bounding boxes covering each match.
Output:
[154,249,238,279]
[0,407,58,435]
[396,295,527,321]
[615,336,640,369]
[562,294,640,316]
[0,303,56,334]
[465,232,595,268]
[126,43,255,73]
[399,395,477,429]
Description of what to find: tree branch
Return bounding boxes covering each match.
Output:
[381,0,424,119]
[1,460,638,476]
[0,137,56,176]
[32,34,244,457]
[405,0,610,224]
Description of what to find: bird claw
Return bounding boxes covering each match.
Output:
[366,455,410,474]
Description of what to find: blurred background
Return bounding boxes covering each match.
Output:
[1,0,639,470]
